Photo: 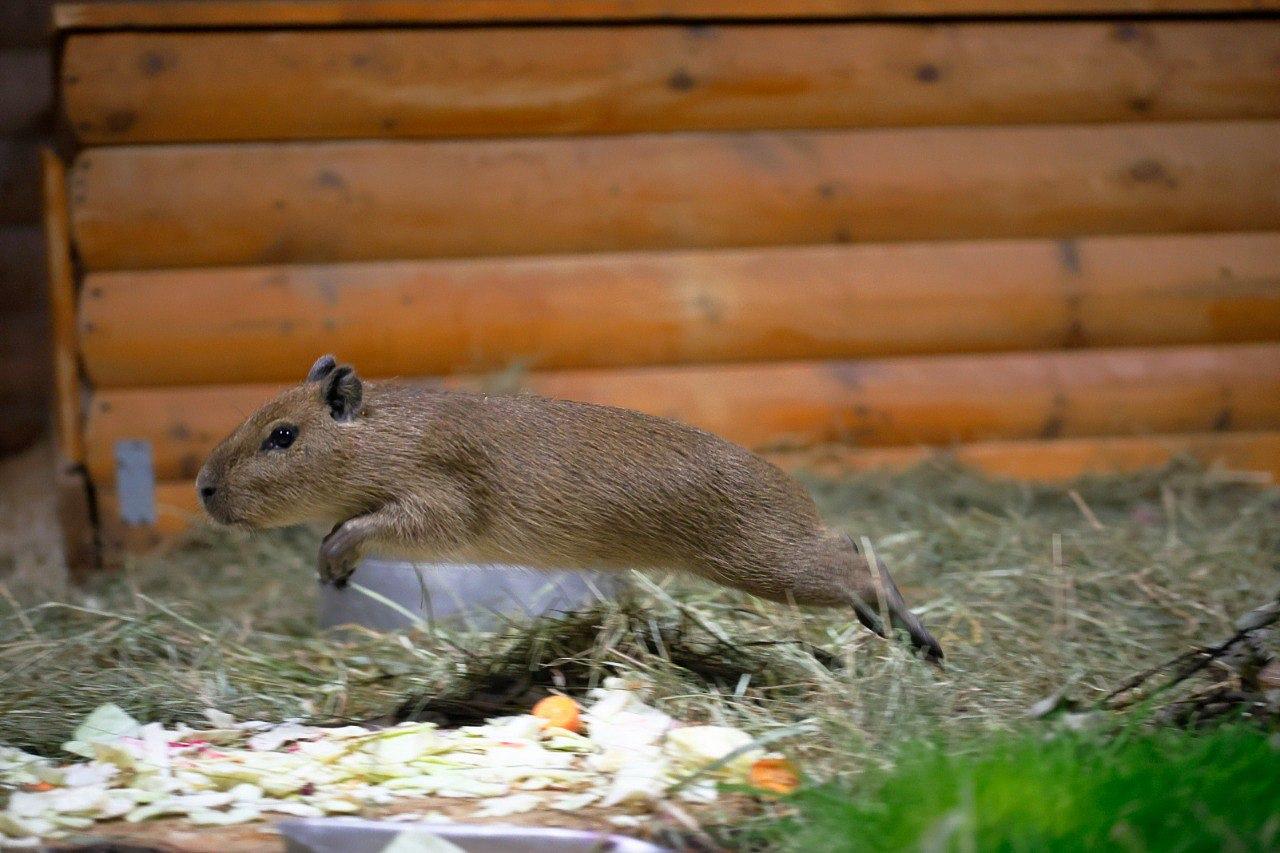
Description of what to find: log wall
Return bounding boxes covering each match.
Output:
[68,123,1280,270]
[61,22,1280,143]
[50,2,1280,561]
[78,233,1280,387]
[83,343,1280,486]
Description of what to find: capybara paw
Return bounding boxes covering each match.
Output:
[318,522,362,588]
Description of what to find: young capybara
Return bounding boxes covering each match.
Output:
[197,355,942,662]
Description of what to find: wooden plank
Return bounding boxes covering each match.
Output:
[771,430,1280,482]
[62,22,1280,144]
[0,49,53,135]
[38,154,84,567]
[98,428,1280,542]
[79,232,1280,388]
[42,149,83,467]
[0,226,46,311]
[67,121,1280,271]
[1,136,42,225]
[52,0,1280,31]
[83,343,1280,486]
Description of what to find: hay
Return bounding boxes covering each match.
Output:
[2,459,1277,792]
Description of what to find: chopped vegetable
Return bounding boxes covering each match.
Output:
[473,793,541,817]
[748,757,800,794]
[64,704,141,758]
[0,678,793,846]
[664,726,760,776]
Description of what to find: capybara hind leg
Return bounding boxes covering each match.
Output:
[784,535,944,663]
[705,542,847,608]
[844,539,944,663]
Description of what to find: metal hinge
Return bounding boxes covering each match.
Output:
[114,439,156,526]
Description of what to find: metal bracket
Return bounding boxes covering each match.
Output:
[113,439,156,526]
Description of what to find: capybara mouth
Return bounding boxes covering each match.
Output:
[200,495,242,527]
[205,507,238,526]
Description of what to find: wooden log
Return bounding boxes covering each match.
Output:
[98,428,1280,543]
[82,343,1280,486]
[0,49,53,135]
[770,430,1280,482]
[68,122,1280,271]
[52,0,1280,31]
[62,22,1280,144]
[79,232,1280,389]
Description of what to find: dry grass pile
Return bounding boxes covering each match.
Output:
[2,459,1277,789]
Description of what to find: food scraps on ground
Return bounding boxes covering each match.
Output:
[0,678,795,847]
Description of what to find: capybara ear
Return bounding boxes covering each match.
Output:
[321,364,363,422]
[306,354,338,383]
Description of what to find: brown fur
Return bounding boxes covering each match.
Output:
[197,356,942,662]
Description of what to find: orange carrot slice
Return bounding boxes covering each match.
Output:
[749,757,800,794]
[531,695,582,733]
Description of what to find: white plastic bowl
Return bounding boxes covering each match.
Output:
[318,558,622,632]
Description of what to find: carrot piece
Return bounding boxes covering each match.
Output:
[749,757,800,794]
[531,695,582,733]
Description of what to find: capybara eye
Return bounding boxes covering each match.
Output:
[261,424,298,451]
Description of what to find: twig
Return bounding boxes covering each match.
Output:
[1099,595,1280,710]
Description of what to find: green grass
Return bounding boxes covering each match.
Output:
[771,725,1280,852]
